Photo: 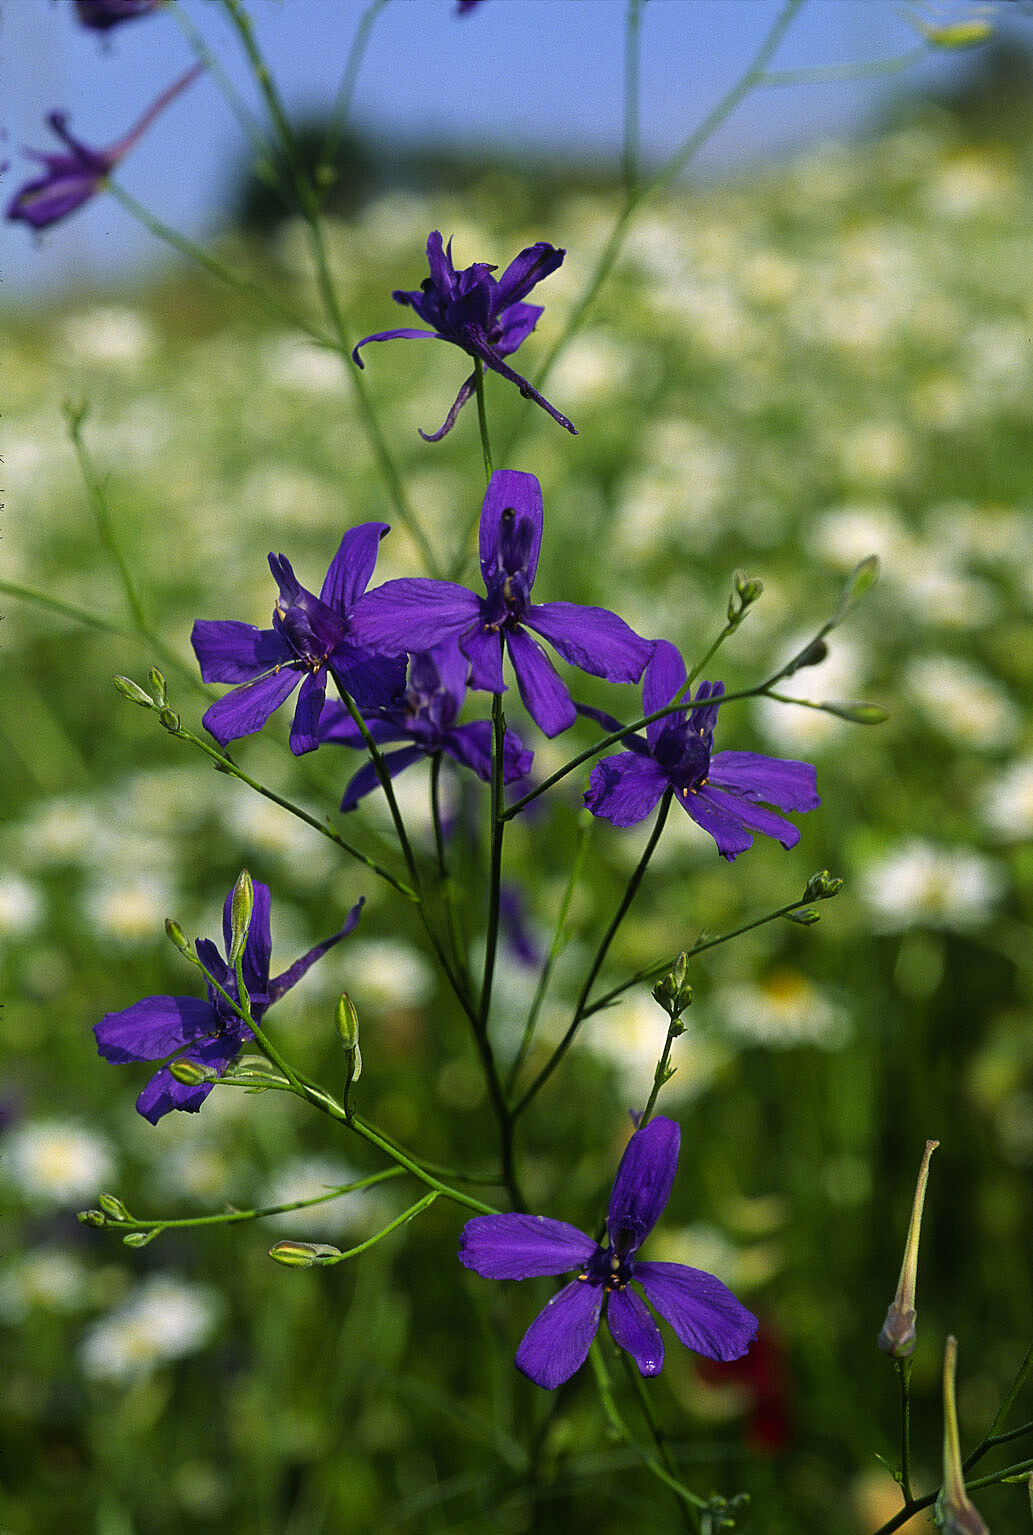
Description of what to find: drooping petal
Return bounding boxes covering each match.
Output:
[135,1064,213,1124]
[351,578,481,655]
[94,995,217,1064]
[493,241,565,309]
[493,301,543,357]
[607,1286,665,1376]
[584,753,669,828]
[351,327,439,366]
[268,897,364,1001]
[642,640,687,751]
[200,665,301,746]
[289,669,327,755]
[339,746,424,811]
[506,625,576,737]
[689,784,801,858]
[635,1261,758,1362]
[515,1280,602,1389]
[474,343,577,435]
[708,751,820,812]
[191,620,289,684]
[320,522,391,613]
[479,471,544,588]
[459,1214,595,1279]
[419,373,476,442]
[526,601,653,684]
[608,1117,680,1257]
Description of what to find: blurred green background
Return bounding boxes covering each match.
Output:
[4,41,1033,1535]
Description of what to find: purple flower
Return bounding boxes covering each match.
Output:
[459,1117,757,1389]
[352,231,575,440]
[191,524,406,754]
[319,641,533,809]
[351,471,653,738]
[584,641,820,861]
[74,0,163,28]
[94,882,363,1123]
[7,65,202,231]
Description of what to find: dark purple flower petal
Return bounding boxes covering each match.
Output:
[320,522,391,613]
[339,746,425,811]
[136,1065,212,1124]
[75,0,163,28]
[474,343,577,435]
[584,752,669,827]
[479,470,543,588]
[443,721,533,783]
[635,1261,758,1362]
[94,995,217,1064]
[352,578,481,655]
[268,897,364,1001]
[318,705,408,748]
[460,625,506,693]
[607,1286,665,1376]
[191,619,289,684]
[687,785,801,859]
[328,644,408,711]
[708,751,820,812]
[494,243,565,310]
[493,302,543,356]
[351,327,439,366]
[289,669,327,755]
[506,625,576,737]
[419,372,476,441]
[643,640,687,751]
[459,1214,595,1279]
[200,666,301,747]
[526,601,653,684]
[515,1280,602,1389]
[608,1117,680,1257]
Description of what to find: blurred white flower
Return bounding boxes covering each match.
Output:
[905,655,1018,747]
[82,871,177,945]
[715,968,850,1050]
[577,990,727,1104]
[260,1155,377,1236]
[0,1248,92,1322]
[261,334,344,395]
[980,757,1033,840]
[59,306,156,366]
[79,1275,223,1382]
[4,1120,116,1205]
[859,840,1004,929]
[347,938,435,1012]
[0,874,45,937]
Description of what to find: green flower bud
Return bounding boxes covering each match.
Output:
[831,554,880,625]
[785,907,820,926]
[783,639,829,677]
[165,918,190,954]
[336,993,362,1085]
[820,700,890,725]
[98,1193,131,1222]
[879,1139,938,1359]
[78,1208,107,1228]
[122,1229,159,1248]
[158,707,182,733]
[268,1240,342,1268]
[113,675,155,708]
[652,954,693,1019]
[937,1337,989,1534]
[146,667,168,706]
[169,1057,214,1086]
[228,869,254,965]
[803,870,844,903]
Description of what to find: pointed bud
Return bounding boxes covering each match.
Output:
[113,675,155,708]
[783,639,829,676]
[165,918,190,954]
[158,707,181,732]
[819,700,890,725]
[803,870,844,902]
[652,953,693,1019]
[879,1139,939,1358]
[785,907,820,926]
[228,869,254,966]
[122,1228,160,1248]
[168,1057,214,1086]
[335,993,362,1084]
[268,1240,343,1268]
[831,554,880,625]
[97,1193,131,1222]
[78,1208,107,1227]
[146,667,168,706]
[728,570,764,621]
[938,1336,989,1534]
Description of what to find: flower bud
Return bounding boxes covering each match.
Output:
[820,700,890,725]
[78,1208,107,1227]
[785,907,820,926]
[652,953,693,1019]
[803,870,844,902]
[98,1193,131,1222]
[916,18,993,49]
[268,1240,342,1268]
[228,870,254,965]
[784,639,829,676]
[146,667,168,706]
[727,570,764,621]
[165,918,190,954]
[831,554,880,625]
[122,1229,159,1249]
[937,1336,989,1534]
[879,1139,939,1358]
[113,675,155,708]
[169,1057,214,1086]
[158,707,181,732]
[335,993,362,1084]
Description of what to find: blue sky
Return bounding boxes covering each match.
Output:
[0,0,992,301]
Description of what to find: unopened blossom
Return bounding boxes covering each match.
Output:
[584,641,819,860]
[94,880,363,1123]
[459,1116,757,1389]
[7,65,202,231]
[319,641,533,808]
[353,231,575,439]
[352,471,653,737]
[192,523,405,753]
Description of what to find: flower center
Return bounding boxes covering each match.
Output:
[579,1243,634,1292]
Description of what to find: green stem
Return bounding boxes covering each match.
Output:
[896,1356,914,1504]
[321,1191,439,1263]
[637,1014,683,1129]
[317,0,393,201]
[474,358,495,483]
[589,1344,705,1519]
[513,789,672,1118]
[975,1335,1033,1454]
[620,1351,698,1532]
